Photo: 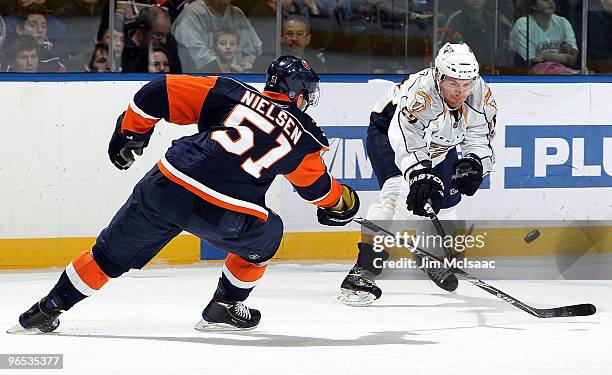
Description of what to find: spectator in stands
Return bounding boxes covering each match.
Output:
[14,5,66,71]
[98,26,125,68]
[201,28,243,72]
[282,15,326,71]
[241,0,336,73]
[86,43,110,72]
[587,0,612,73]
[172,0,262,72]
[122,5,183,73]
[1,34,39,72]
[4,0,68,57]
[15,5,52,50]
[442,0,510,68]
[509,0,578,74]
[253,15,326,72]
[148,46,171,72]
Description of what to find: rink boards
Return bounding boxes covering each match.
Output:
[0,76,610,268]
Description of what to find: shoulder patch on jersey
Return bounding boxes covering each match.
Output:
[483,87,497,111]
[401,107,419,124]
[409,90,432,113]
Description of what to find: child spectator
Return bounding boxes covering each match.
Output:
[202,28,242,72]
[172,0,262,72]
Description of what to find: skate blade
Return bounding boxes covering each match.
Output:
[6,323,45,335]
[337,289,376,306]
[194,319,257,332]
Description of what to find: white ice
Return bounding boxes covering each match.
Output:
[1,263,610,375]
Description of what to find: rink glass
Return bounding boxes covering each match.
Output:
[0,1,607,74]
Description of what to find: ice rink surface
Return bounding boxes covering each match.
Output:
[1,263,610,375]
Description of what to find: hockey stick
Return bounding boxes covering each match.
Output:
[424,202,453,261]
[353,216,596,318]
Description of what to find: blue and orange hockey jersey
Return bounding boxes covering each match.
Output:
[120,74,342,221]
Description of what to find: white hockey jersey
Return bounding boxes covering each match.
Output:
[386,68,497,179]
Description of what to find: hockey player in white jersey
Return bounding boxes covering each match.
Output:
[338,42,497,305]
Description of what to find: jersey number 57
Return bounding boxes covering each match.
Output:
[212,104,292,178]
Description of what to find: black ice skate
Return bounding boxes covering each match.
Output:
[412,252,458,292]
[7,292,63,334]
[195,298,261,331]
[337,264,382,306]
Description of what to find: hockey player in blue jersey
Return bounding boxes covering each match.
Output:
[8,56,360,333]
[338,43,497,305]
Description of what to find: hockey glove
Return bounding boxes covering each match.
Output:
[451,154,483,196]
[108,112,153,170]
[317,184,360,226]
[406,168,444,217]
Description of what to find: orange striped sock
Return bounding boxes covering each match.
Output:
[65,251,110,297]
[219,254,268,300]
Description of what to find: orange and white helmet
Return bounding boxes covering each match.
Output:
[435,42,479,80]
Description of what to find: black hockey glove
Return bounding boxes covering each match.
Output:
[406,168,444,217]
[108,112,153,170]
[317,184,360,226]
[451,154,483,196]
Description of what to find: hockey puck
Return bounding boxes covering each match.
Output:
[524,229,541,244]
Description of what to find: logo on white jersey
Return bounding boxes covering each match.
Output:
[484,87,497,111]
[441,43,454,55]
[409,90,432,113]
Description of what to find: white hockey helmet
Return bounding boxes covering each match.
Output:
[435,42,479,80]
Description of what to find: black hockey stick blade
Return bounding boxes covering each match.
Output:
[534,303,597,318]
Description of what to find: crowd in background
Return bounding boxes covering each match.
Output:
[0,0,611,74]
